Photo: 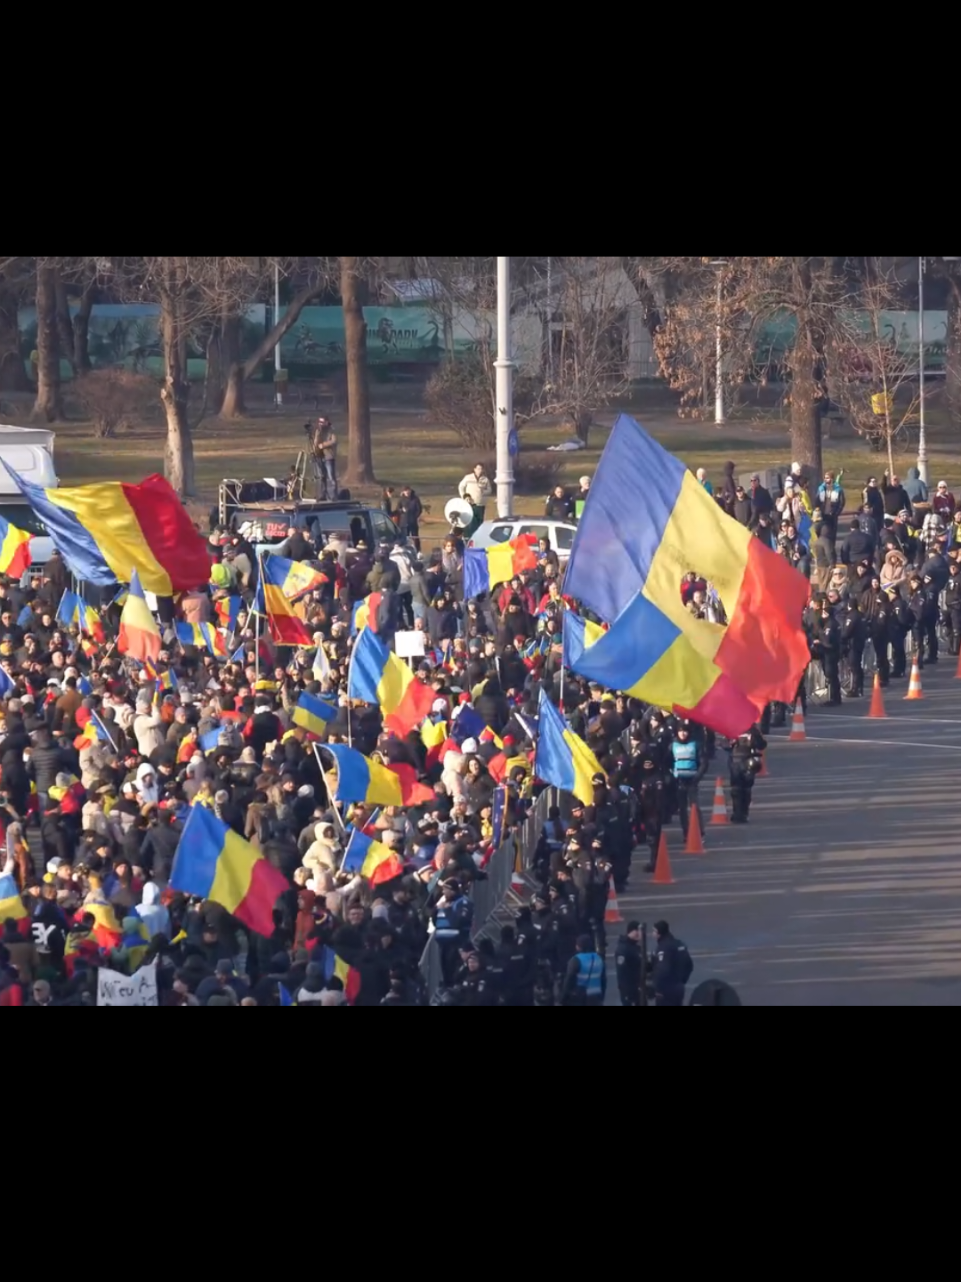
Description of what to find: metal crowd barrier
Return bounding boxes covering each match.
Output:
[418,788,557,1002]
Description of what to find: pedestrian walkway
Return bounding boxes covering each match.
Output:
[610,666,961,1006]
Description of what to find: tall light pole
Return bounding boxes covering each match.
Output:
[494,255,515,518]
[710,260,728,426]
[918,255,927,484]
[274,260,283,409]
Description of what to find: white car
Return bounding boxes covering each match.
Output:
[467,519,578,562]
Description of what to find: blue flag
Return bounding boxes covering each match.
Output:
[78,675,92,696]
[199,727,222,754]
[230,643,246,664]
[17,606,32,627]
[0,666,14,697]
[278,983,294,1007]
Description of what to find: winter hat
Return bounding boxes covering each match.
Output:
[460,738,478,754]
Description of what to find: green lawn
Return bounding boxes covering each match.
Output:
[27,396,961,535]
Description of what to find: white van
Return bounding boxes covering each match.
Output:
[0,425,58,568]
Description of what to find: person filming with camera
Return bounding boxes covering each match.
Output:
[307,417,338,500]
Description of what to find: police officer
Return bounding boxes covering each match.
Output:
[568,836,612,954]
[886,586,910,678]
[635,752,668,873]
[546,881,579,982]
[669,720,706,839]
[726,724,766,824]
[615,921,643,1007]
[650,920,693,1007]
[431,879,475,984]
[561,934,606,1007]
[813,602,842,704]
[496,923,535,1006]
[840,598,866,697]
[907,572,938,667]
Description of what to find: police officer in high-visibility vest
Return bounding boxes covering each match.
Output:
[561,934,606,1007]
[669,721,706,839]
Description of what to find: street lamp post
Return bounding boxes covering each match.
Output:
[918,255,927,484]
[709,260,728,426]
[494,255,515,518]
[274,260,284,409]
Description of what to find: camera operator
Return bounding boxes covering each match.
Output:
[306,417,338,500]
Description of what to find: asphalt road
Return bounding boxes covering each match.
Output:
[611,659,961,1007]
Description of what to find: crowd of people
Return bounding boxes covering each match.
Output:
[5,432,930,1009]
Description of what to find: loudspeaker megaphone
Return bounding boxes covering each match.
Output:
[444,497,474,530]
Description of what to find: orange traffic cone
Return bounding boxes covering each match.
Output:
[788,702,807,742]
[867,672,887,719]
[904,660,924,700]
[652,831,674,885]
[685,803,705,855]
[604,881,623,924]
[758,751,769,777]
[955,648,961,679]
[710,777,729,825]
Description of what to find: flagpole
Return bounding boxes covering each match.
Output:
[311,743,349,839]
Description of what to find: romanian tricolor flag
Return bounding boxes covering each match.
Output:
[324,742,404,806]
[292,691,337,735]
[533,688,606,807]
[260,554,327,602]
[57,591,106,643]
[157,668,179,693]
[320,946,361,1004]
[463,537,538,599]
[3,465,211,594]
[257,556,312,646]
[0,867,26,922]
[421,719,447,753]
[351,591,382,636]
[169,803,288,937]
[118,569,162,663]
[386,761,435,805]
[348,626,435,737]
[563,414,809,715]
[342,828,404,888]
[0,514,31,579]
[175,622,227,657]
[214,595,242,633]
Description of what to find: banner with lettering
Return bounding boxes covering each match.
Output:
[96,960,159,1007]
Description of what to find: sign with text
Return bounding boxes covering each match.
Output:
[394,630,426,659]
[97,960,159,1007]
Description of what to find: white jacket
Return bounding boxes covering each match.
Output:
[458,472,491,506]
[133,709,165,756]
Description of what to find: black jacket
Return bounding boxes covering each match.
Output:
[840,529,876,565]
[615,934,642,996]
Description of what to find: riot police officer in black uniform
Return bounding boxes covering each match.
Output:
[945,560,961,657]
[813,602,842,705]
[726,724,767,824]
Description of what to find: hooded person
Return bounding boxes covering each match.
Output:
[302,822,342,879]
[136,881,170,940]
[136,762,160,806]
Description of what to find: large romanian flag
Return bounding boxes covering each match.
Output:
[348,627,434,737]
[257,555,312,646]
[117,569,162,663]
[2,465,211,594]
[261,554,327,602]
[463,538,537,599]
[0,514,31,579]
[169,803,288,937]
[564,414,810,712]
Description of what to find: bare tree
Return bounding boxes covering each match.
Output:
[0,260,30,393]
[218,257,333,417]
[106,255,273,495]
[340,255,374,486]
[32,260,64,422]
[826,259,920,477]
[637,256,855,476]
[524,256,634,445]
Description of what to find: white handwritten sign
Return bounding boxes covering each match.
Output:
[96,960,159,1007]
[394,630,426,659]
